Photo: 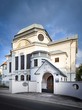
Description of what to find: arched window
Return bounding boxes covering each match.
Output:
[15,75,18,81]
[26,75,31,81]
[21,75,24,81]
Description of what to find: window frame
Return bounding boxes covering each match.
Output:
[15,56,18,70]
[26,75,31,81]
[9,62,11,73]
[34,59,38,67]
[21,75,24,81]
[55,57,59,63]
[15,75,18,81]
[26,54,31,69]
[20,55,24,70]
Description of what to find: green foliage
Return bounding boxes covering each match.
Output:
[76,64,82,81]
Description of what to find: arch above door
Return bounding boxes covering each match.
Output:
[42,72,54,93]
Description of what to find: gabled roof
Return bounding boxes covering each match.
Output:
[0,61,7,66]
[35,59,66,77]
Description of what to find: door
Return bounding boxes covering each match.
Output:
[47,76,53,93]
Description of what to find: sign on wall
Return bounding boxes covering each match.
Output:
[22,82,28,86]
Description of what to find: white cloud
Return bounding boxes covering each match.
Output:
[46,24,74,41]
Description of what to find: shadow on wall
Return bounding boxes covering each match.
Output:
[55,81,82,100]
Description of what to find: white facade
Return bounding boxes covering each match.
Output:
[2,24,78,93]
[0,67,2,82]
[0,62,10,86]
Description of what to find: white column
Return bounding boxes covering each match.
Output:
[12,54,15,74]
[24,75,26,81]
[18,75,20,81]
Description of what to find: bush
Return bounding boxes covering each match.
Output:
[76,64,82,81]
[0,83,9,88]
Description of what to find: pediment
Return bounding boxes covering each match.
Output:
[35,60,66,77]
[16,39,31,49]
[35,61,58,75]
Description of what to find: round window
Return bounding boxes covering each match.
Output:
[73,84,79,90]
[38,34,44,41]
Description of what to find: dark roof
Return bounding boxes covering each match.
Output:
[1,61,7,66]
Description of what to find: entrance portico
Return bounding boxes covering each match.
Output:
[42,73,54,93]
[34,59,66,93]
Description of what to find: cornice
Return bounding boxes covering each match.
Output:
[48,35,78,46]
[12,42,47,52]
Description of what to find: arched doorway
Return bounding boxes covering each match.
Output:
[42,73,54,93]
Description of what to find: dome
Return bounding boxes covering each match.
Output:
[17,24,44,34]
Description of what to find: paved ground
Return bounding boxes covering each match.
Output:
[1,94,81,110]
[0,88,82,108]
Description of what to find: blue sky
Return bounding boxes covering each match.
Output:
[0,0,82,66]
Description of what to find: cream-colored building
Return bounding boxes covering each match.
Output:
[4,24,78,93]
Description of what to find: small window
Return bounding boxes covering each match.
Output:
[21,55,24,70]
[9,62,11,73]
[15,56,18,70]
[21,75,24,81]
[26,75,31,81]
[26,54,31,69]
[56,74,58,76]
[34,59,38,67]
[55,58,59,62]
[38,34,44,41]
[15,75,18,81]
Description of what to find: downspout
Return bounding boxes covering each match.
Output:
[70,40,73,81]
[28,73,29,92]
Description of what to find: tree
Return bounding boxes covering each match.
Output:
[76,64,82,81]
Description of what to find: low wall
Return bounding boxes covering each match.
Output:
[9,79,82,100]
[9,80,37,93]
[54,81,82,99]
[29,81,37,92]
[9,80,27,93]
